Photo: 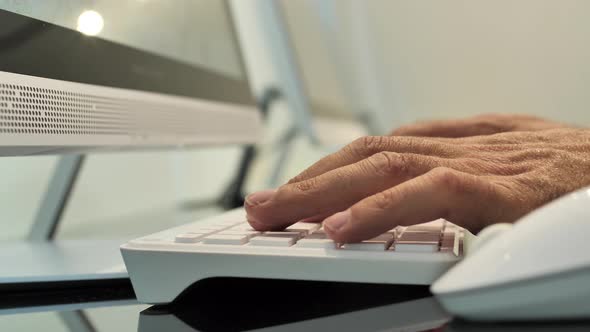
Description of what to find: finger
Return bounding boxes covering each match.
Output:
[287,136,461,185]
[391,120,465,137]
[322,167,515,243]
[391,118,509,138]
[245,152,449,231]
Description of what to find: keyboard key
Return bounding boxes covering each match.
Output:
[296,239,336,249]
[285,222,321,234]
[397,230,441,242]
[189,226,223,233]
[249,236,296,247]
[202,234,249,245]
[440,230,457,252]
[175,233,207,243]
[394,229,441,253]
[341,234,394,251]
[304,232,329,240]
[262,231,303,239]
[217,230,260,238]
[406,219,446,232]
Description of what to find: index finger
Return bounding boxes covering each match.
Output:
[246,152,447,231]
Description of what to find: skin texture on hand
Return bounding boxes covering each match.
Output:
[390,113,569,138]
[245,128,590,243]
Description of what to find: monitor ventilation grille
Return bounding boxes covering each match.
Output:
[0,71,260,153]
[0,83,132,135]
[0,81,240,137]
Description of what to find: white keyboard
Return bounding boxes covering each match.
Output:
[121,208,472,304]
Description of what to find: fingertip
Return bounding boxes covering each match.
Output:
[324,210,357,243]
[324,210,349,232]
[246,218,264,230]
[246,211,292,232]
[244,189,276,207]
[324,203,402,243]
[324,226,343,243]
[243,203,258,225]
[244,189,278,229]
[244,205,269,231]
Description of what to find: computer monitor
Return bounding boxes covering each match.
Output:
[0,1,261,156]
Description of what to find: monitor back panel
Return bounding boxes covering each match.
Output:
[0,71,261,155]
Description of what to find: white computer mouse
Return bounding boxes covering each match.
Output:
[431,186,590,321]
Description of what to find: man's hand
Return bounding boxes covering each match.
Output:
[391,113,569,137]
[245,128,590,243]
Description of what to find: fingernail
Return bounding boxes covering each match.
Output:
[245,189,276,206]
[324,210,350,233]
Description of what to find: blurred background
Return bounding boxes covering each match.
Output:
[1,0,590,330]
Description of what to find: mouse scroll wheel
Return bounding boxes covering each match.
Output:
[471,223,513,253]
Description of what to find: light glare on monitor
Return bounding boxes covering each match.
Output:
[77,10,104,36]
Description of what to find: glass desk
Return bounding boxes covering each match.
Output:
[1,278,589,331]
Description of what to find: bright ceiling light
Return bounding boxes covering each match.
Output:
[77,10,104,36]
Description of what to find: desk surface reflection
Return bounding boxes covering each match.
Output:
[137,278,590,332]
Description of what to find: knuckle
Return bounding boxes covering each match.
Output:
[363,135,388,152]
[350,136,388,157]
[343,139,365,159]
[287,174,305,184]
[366,151,405,176]
[430,167,468,195]
[372,189,398,210]
[290,177,321,194]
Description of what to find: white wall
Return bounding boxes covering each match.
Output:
[282,0,590,132]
